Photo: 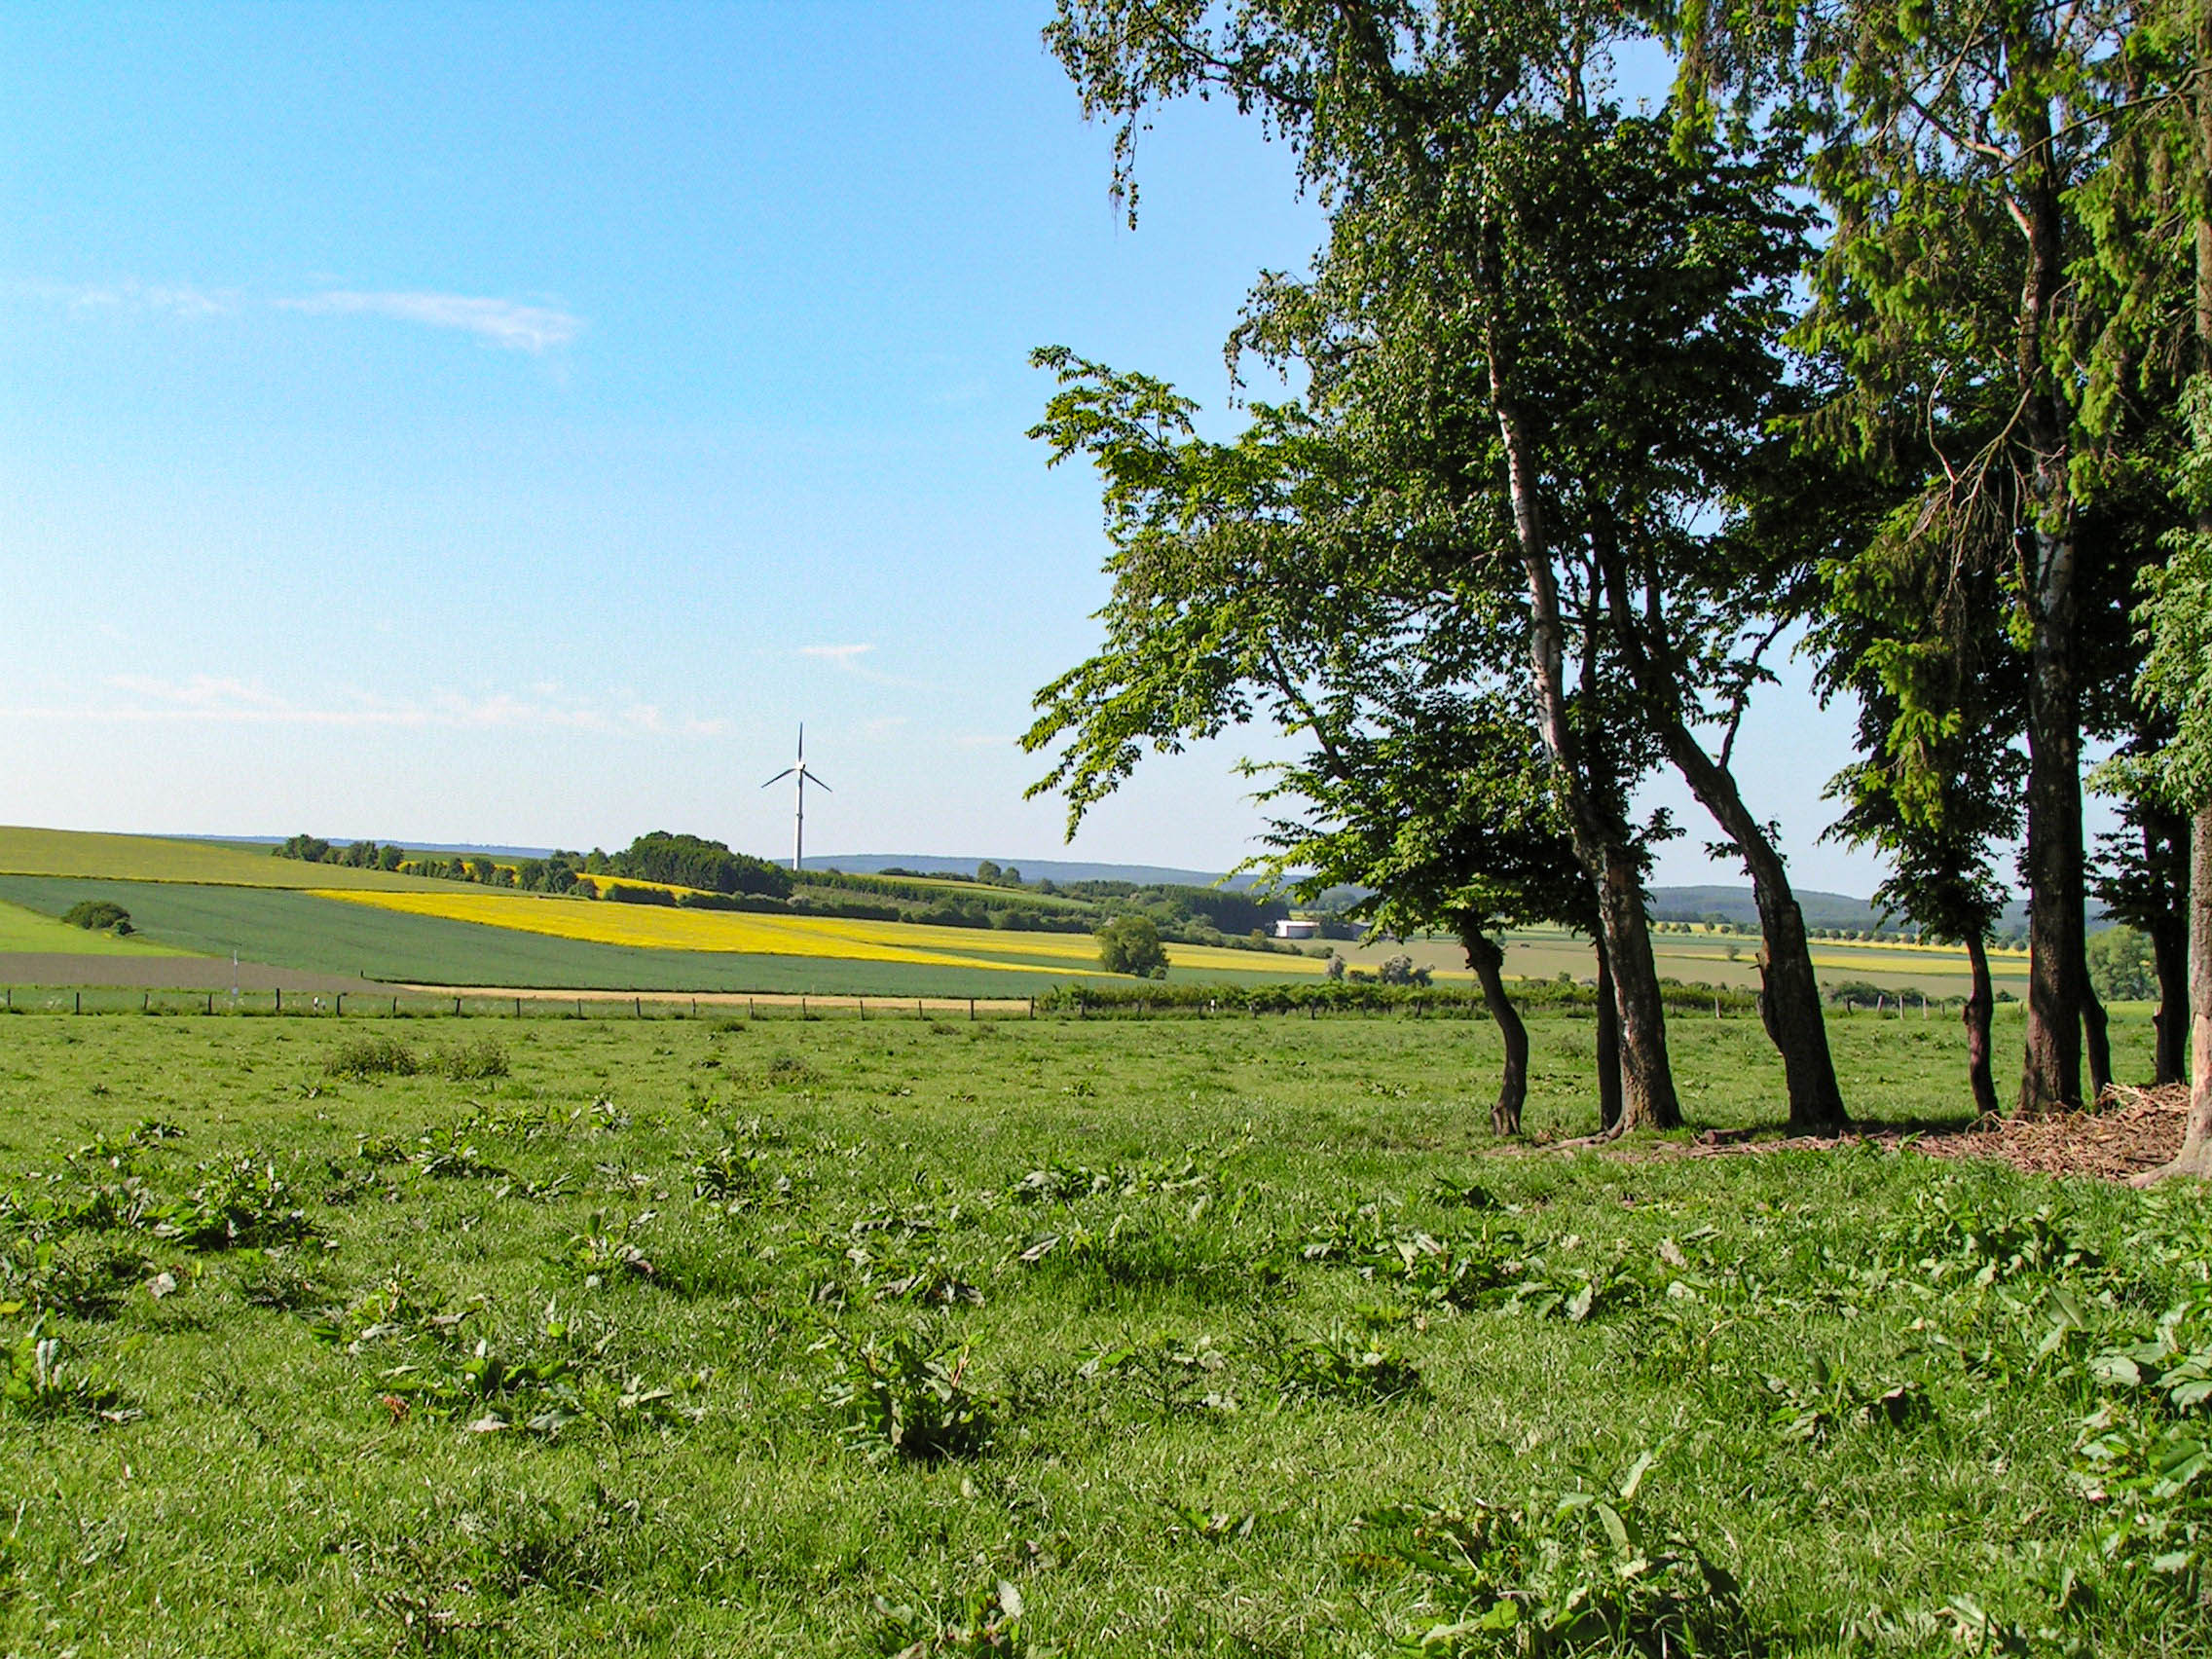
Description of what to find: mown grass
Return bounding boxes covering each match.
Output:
[1,1010,2205,1656]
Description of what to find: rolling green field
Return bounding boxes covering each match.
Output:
[0,899,192,958]
[0,829,2023,1004]
[2,1008,2207,1656]
[0,825,431,892]
[0,877,1108,998]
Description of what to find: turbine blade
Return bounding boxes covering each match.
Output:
[762,768,794,787]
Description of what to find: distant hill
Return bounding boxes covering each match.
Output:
[813,858,2051,931]
[807,854,1257,888]
[1648,885,1881,930]
[1646,884,2036,933]
[182,834,563,861]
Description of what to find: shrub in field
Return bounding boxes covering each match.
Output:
[819,1327,993,1463]
[58,900,132,934]
[1095,914,1169,977]
[435,1038,509,1082]
[326,1036,420,1081]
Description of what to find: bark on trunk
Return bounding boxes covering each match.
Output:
[1482,320,1680,1133]
[2140,808,2212,1181]
[2084,984,2113,1100]
[1463,931,1528,1137]
[2153,909,2189,1086]
[2015,106,2090,1115]
[1597,537,1847,1134]
[1595,932,1623,1133]
[2141,19,2212,1178]
[1963,934,2000,1120]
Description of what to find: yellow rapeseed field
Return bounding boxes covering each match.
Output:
[312,888,1326,978]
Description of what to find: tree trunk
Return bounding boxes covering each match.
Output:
[1595,932,1623,1133]
[1482,319,1681,1133]
[2153,908,2189,1087]
[2084,983,2113,1100]
[2140,52,2212,1179]
[1962,933,2000,1120]
[2140,808,2212,1181]
[1596,537,1847,1135]
[2015,108,2090,1115]
[1462,930,1528,1137]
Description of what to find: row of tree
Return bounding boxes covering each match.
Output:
[273,834,403,870]
[1020,0,2212,1171]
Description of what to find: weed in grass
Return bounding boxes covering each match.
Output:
[410,1124,509,1182]
[1352,1458,1752,1657]
[819,1325,994,1463]
[4,1006,2210,1655]
[692,1141,793,1214]
[1255,1319,1422,1406]
[155,1156,313,1250]
[1760,1352,1933,1443]
[371,1304,693,1439]
[326,1035,420,1080]
[1079,1331,1237,1418]
[432,1038,509,1082]
[2072,1283,2212,1596]
[3,1235,154,1319]
[872,1579,1030,1656]
[1,1324,138,1424]
[569,1212,657,1285]
[762,1053,817,1088]
[233,1248,318,1311]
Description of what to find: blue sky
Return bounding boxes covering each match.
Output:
[0,3,1896,893]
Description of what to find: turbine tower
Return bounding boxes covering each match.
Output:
[761,724,830,872]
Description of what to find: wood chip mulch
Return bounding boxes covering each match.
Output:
[1898,1084,2190,1182]
[1552,1085,2192,1184]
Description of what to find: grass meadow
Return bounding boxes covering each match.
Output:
[2,1005,2207,1656]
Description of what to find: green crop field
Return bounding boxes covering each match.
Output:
[2,1007,2207,1656]
[0,877,1092,998]
[0,826,436,892]
[0,899,193,958]
[0,830,2021,1005]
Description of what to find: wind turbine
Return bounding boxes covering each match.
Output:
[761,724,830,872]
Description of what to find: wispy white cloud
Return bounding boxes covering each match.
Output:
[278,289,580,351]
[1,676,719,738]
[799,644,874,670]
[16,279,235,317]
[16,279,577,351]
